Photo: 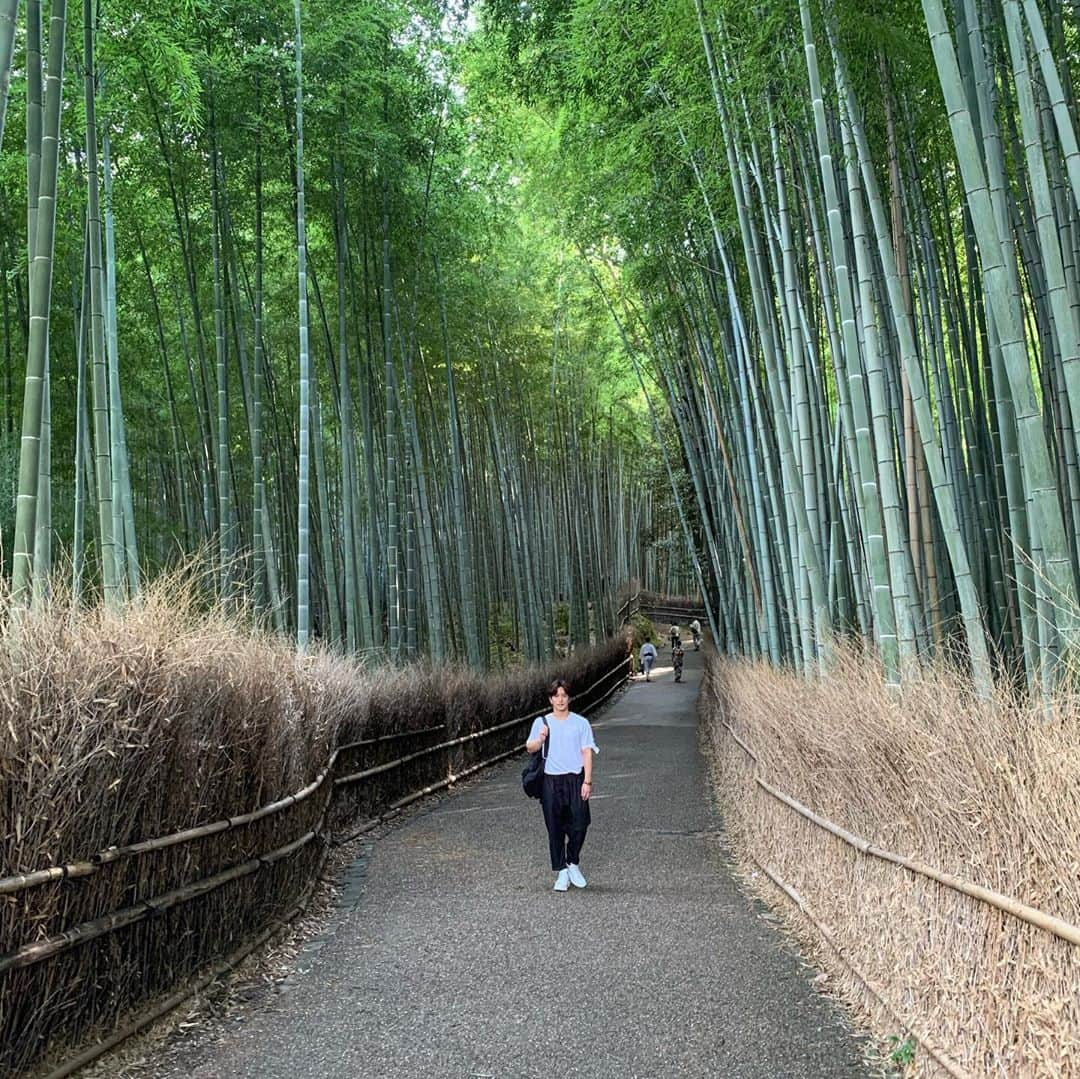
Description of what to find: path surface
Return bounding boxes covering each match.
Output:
[162,640,870,1078]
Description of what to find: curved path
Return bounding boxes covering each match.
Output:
[160,641,870,1078]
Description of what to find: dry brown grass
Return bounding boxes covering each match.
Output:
[0,576,628,1076]
[701,647,1080,1078]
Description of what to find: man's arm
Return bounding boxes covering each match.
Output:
[526,722,548,753]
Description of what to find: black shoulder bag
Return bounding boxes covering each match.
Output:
[521,716,549,799]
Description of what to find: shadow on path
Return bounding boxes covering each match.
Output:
[162,639,871,1078]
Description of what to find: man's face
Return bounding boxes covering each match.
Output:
[550,688,570,710]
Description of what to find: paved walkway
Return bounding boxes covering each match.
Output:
[162,640,870,1078]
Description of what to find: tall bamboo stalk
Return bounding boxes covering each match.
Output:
[12,0,66,606]
[294,0,311,649]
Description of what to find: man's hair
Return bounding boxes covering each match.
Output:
[548,678,571,697]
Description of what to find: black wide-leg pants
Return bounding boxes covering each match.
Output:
[541,770,591,871]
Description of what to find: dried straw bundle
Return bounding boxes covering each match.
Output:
[0,580,628,1077]
[701,649,1080,1078]
[0,588,338,1075]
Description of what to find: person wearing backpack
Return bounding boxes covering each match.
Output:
[525,678,598,892]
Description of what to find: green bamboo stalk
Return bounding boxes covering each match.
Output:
[381,179,399,658]
[830,17,993,691]
[12,0,66,606]
[31,362,50,605]
[311,383,342,645]
[71,225,89,601]
[25,0,40,271]
[294,0,311,649]
[923,0,1075,667]
[103,129,139,595]
[333,157,360,651]
[1023,0,1080,224]
[253,110,266,613]
[209,114,232,599]
[0,0,17,150]
[80,0,118,603]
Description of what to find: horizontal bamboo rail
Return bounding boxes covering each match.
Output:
[0,830,321,976]
[723,721,758,763]
[0,768,335,898]
[336,723,445,754]
[42,841,334,1079]
[755,775,1080,949]
[719,718,1080,950]
[2,726,449,898]
[5,653,631,982]
[754,859,973,1079]
[334,657,629,787]
[616,591,642,623]
[641,605,708,620]
[617,590,707,625]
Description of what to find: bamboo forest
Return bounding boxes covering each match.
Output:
[6,0,1080,1074]
[5,0,1080,693]
[0,0,699,670]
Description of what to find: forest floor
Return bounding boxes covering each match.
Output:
[107,637,880,1079]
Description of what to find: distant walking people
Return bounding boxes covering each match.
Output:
[638,639,658,681]
[525,679,598,892]
[672,641,684,682]
[669,624,681,652]
[690,618,702,650]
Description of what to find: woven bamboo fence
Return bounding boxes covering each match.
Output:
[702,653,1080,1078]
[1,639,630,1078]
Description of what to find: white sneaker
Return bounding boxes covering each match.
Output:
[566,864,587,888]
[553,869,569,892]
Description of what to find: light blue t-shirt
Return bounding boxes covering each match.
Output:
[528,712,599,775]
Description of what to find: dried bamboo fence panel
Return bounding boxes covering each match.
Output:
[755,861,974,1079]
[701,652,1080,1078]
[1,610,630,1079]
[40,846,331,1079]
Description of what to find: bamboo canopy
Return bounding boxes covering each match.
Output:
[470,0,1080,694]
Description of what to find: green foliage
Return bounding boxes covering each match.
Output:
[474,0,963,328]
[101,1,206,131]
[629,611,654,651]
[888,1034,917,1066]
[0,0,654,595]
[487,601,522,668]
[553,600,570,637]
